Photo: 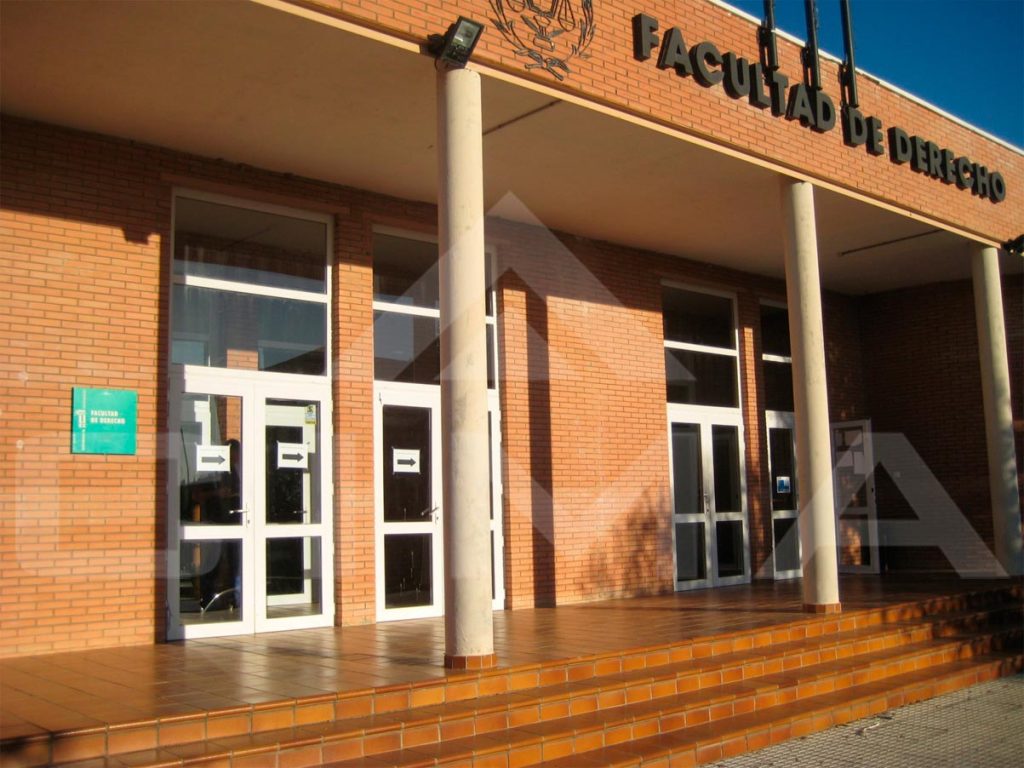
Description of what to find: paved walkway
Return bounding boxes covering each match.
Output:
[713,674,1024,768]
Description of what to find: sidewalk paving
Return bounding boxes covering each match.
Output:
[713,674,1024,767]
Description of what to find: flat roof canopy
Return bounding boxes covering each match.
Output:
[1,0,1017,295]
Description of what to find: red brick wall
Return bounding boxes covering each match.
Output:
[860,276,1023,573]
[0,116,418,655]
[294,0,1023,243]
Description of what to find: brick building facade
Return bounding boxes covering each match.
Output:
[1,0,1020,658]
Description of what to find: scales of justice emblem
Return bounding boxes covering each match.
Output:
[490,0,596,81]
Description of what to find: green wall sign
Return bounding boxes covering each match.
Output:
[71,387,137,455]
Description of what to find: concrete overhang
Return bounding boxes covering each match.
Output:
[1,0,1018,295]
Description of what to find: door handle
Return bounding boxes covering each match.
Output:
[228,509,250,526]
[419,505,439,520]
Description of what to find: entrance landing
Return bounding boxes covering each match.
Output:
[1,576,1020,767]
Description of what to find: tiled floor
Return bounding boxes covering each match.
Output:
[0,575,1012,743]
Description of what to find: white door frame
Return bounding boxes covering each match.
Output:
[373,381,504,621]
[374,383,445,621]
[832,418,880,574]
[668,404,751,590]
[766,410,802,580]
[167,366,334,639]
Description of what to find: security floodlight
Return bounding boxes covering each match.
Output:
[1002,234,1024,256]
[428,16,484,68]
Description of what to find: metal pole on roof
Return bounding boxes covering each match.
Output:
[839,0,860,107]
[802,0,822,89]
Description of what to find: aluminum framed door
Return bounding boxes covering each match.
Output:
[168,369,334,639]
[375,386,444,620]
[766,411,802,579]
[668,407,750,590]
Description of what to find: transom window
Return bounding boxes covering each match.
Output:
[663,286,739,408]
[171,194,330,376]
[372,232,496,388]
[760,303,793,412]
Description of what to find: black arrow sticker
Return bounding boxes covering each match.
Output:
[201,455,226,464]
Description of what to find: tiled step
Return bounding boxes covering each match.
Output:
[314,633,1022,768]
[533,653,1024,768]
[12,584,1020,768]
[44,612,1021,768]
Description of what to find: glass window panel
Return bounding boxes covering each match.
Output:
[671,423,703,516]
[266,537,323,619]
[178,394,243,525]
[764,361,794,412]
[712,426,742,513]
[384,534,433,608]
[174,197,326,294]
[382,406,432,523]
[179,540,242,623]
[265,400,321,525]
[373,234,440,309]
[665,349,738,407]
[373,233,495,316]
[760,304,791,357]
[769,427,796,511]
[773,517,801,573]
[172,284,326,374]
[373,311,441,385]
[662,288,735,349]
[675,522,706,581]
[715,520,745,577]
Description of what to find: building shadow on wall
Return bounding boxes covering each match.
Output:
[584,487,672,600]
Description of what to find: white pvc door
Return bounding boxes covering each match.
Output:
[668,407,750,589]
[375,386,444,620]
[374,384,505,620]
[766,411,802,579]
[168,370,333,639]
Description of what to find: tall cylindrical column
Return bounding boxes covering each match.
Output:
[437,65,495,669]
[779,178,841,612]
[971,244,1024,576]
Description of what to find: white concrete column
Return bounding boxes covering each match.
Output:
[437,65,495,669]
[971,244,1024,576]
[779,178,841,612]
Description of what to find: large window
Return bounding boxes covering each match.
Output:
[372,232,496,388]
[663,287,739,407]
[172,194,330,376]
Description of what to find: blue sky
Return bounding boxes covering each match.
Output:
[725,0,1024,148]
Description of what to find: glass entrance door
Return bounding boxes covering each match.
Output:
[168,371,333,639]
[766,411,801,579]
[669,409,750,589]
[374,384,504,620]
[375,387,444,619]
[832,420,879,574]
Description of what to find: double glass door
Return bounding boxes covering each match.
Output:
[168,370,333,638]
[669,408,750,589]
